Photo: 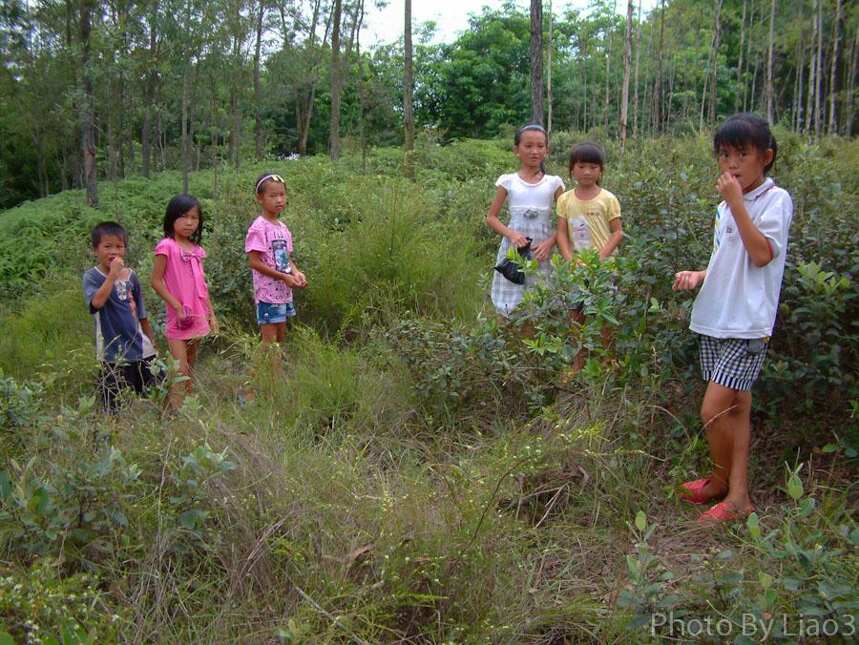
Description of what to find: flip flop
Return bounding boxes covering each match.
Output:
[680,478,717,505]
[698,501,755,524]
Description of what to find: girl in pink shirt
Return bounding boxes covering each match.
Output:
[151,194,217,409]
[245,173,307,351]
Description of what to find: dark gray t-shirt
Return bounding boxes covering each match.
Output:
[83,267,155,362]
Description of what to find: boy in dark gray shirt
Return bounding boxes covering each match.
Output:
[83,222,159,411]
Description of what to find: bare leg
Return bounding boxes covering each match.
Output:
[167,339,191,410]
[699,382,753,510]
[259,323,286,378]
[723,390,753,511]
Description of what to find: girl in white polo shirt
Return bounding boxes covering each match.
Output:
[673,113,793,523]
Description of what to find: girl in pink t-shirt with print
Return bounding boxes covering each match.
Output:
[151,194,217,409]
[245,173,307,352]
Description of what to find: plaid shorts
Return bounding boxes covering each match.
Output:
[699,335,768,391]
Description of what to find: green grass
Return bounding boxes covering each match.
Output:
[1,134,857,642]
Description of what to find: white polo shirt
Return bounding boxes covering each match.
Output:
[690,178,793,339]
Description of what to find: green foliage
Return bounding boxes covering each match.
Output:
[0,134,857,641]
[0,559,117,643]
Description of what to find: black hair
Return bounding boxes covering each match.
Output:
[91,221,128,248]
[164,194,204,245]
[255,171,286,194]
[568,142,606,185]
[514,123,549,174]
[713,113,777,173]
[569,142,605,170]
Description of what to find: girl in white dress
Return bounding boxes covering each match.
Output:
[485,124,565,316]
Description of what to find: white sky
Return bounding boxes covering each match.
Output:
[363,0,660,46]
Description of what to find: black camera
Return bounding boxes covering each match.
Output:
[494,238,533,285]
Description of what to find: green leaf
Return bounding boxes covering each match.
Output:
[0,471,10,499]
[758,572,773,589]
[635,510,646,532]
[787,470,804,501]
[746,512,761,539]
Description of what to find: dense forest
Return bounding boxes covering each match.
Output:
[2,0,858,209]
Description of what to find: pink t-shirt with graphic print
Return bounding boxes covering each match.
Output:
[244,215,294,305]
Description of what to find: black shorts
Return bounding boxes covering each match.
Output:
[98,357,162,412]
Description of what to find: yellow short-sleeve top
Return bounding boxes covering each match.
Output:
[556,188,622,255]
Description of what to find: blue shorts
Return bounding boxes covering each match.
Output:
[256,301,296,325]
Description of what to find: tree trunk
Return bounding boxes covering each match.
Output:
[828,0,843,134]
[530,0,543,124]
[296,0,325,155]
[603,0,616,131]
[142,1,158,178]
[814,0,823,138]
[619,0,633,150]
[795,31,804,132]
[547,0,553,132]
[403,0,415,178]
[735,0,747,112]
[329,0,343,160]
[80,0,98,207]
[700,0,722,128]
[846,27,859,136]
[254,0,265,160]
[182,65,190,193]
[632,0,642,138]
[765,0,775,123]
[806,2,817,134]
[653,0,665,133]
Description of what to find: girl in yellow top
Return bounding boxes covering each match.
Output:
[556,142,623,261]
[555,142,624,373]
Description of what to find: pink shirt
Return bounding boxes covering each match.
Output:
[154,237,211,340]
[244,215,294,304]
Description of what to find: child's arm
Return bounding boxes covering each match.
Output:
[248,251,300,288]
[140,317,156,347]
[531,185,565,261]
[288,260,307,288]
[556,216,573,262]
[718,173,773,267]
[89,257,124,309]
[599,219,624,260]
[485,187,528,249]
[672,270,706,291]
[150,254,185,319]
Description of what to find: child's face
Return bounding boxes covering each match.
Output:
[514,130,548,170]
[94,234,126,271]
[717,144,773,193]
[174,206,200,239]
[257,181,287,216]
[571,161,602,187]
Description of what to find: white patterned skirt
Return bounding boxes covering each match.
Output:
[490,213,554,317]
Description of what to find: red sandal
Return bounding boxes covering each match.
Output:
[679,478,722,505]
[698,501,755,524]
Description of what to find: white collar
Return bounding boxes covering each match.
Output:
[743,177,774,202]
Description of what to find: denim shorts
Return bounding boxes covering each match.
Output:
[256,301,296,325]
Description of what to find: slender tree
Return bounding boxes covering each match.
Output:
[547,0,553,132]
[632,0,642,137]
[736,0,747,112]
[765,0,775,124]
[254,0,265,160]
[80,0,98,207]
[828,0,843,134]
[530,0,543,124]
[403,0,415,178]
[619,0,633,150]
[329,0,342,160]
